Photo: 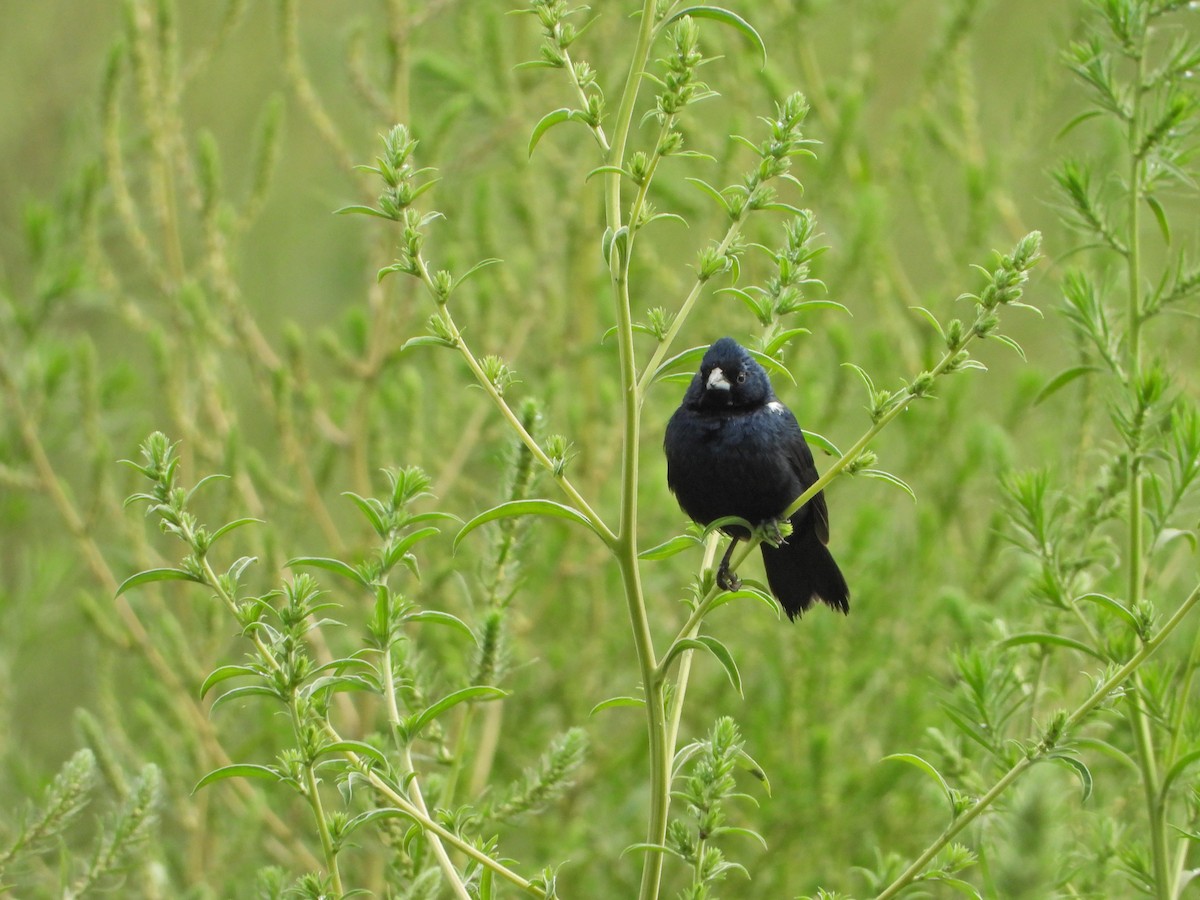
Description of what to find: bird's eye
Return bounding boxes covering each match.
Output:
[736,371,747,384]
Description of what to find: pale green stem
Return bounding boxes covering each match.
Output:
[362,765,542,895]
[381,644,472,900]
[664,535,722,756]
[410,256,615,545]
[299,718,345,896]
[874,582,1200,900]
[602,4,674,898]
[561,46,611,153]
[1122,35,1172,900]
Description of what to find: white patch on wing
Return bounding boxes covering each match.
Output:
[767,401,786,414]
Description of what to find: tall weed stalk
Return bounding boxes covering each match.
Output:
[858,2,1200,897]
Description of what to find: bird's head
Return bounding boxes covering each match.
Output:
[687,337,773,411]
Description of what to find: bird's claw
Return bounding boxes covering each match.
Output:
[761,519,787,548]
[716,564,742,592]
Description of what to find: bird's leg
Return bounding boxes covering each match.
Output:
[716,537,742,592]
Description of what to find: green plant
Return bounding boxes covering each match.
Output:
[331,3,1040,896]
[14,1,1193,898]
[854,2,1200,897]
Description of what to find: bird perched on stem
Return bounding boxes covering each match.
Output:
[664,337,849,619]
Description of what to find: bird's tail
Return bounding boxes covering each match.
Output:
[760,519,850,620]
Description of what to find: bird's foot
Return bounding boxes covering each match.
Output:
[759,518,791,548]
[716,563,742,592]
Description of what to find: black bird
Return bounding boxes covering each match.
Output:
[664,337,849,619]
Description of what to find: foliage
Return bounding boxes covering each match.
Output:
[0,1,1197,898]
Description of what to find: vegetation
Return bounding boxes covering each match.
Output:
[1,1,1197,897]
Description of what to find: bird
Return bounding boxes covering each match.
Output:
[663,336,849,619]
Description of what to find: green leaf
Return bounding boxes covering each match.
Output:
[747,348,796,384]
[225,556,257,584]
[1033,365,1101,405]
[842,361,876,397]
[910,306,947,341]
[585,164,632,181]
[717,286,770,323]
[707,586,779,615]
[285,556,370,588]
[638,534,702,560]
[621,842,673,859]
[762,327,811,357]
[732,745,771,795]
[528,108,587,157]
[382,526,442,572]
[1160,749,1200,801]
[199,664,260,699]
[590,696,645,715]
[998,632,1104,660]
[315,740,389,768]
[858,468,916,501]
[1074,592,1140,632]
[209,517,264,544]
[304,674,378,697]
[1055,108,1103,140]
[1152,528,1198,555]
[694,635,742,696]
[115,567,205,597]
[702,514,755,536]
[684,177,732,215]
[641,211,688,229]
[342,807,418,836]
[754,200,806,215]
[1171,824,1200,843]
[334,204,394,219]
[602,225,629,266]
[661,636,743,696]
[454,257,504,291]
[342,491,387,536]
[210,684,283,713]
[941,705,995,755]
[988,333,1027,360]
[801,429,842,457]
[1045,753,1093,802]
[658,6,767,69]
[193,764,282,793]
[186,472,230,505]
[1073,737,1138,772]
[924,876,981,898]
[405,686,508,741]
[1146,194,1171,245]
[405,609,478,644]
[791,298,850,316]
[454,500,600,551]
[883,753,954,813]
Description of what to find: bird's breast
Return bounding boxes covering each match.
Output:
[665,408,801,528]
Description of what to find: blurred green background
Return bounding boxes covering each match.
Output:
[3,1,1193,897]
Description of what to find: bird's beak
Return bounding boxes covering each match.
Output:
[706,367,731,392]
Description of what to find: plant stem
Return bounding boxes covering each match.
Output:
[1122,31,1172,899]
[299,724,345,896]
[602,4,675,898]
[379,644,472,899]
[361,767,543,895]
[410,256,615,544]
[874,581,1200,900]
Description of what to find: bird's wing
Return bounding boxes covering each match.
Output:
[776,404,831,545]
